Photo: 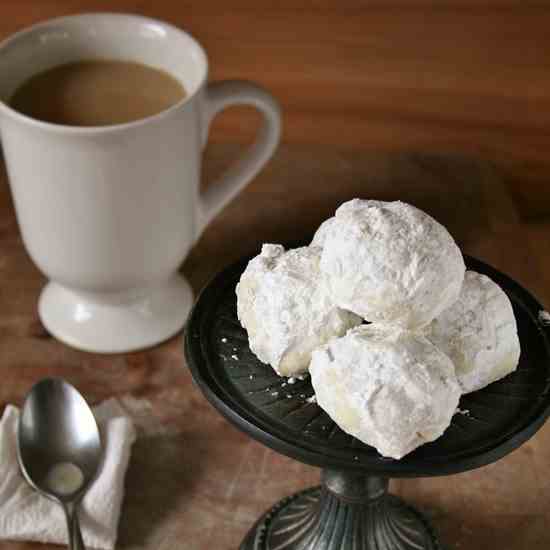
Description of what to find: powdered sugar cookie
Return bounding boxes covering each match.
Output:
[236,244,361,376]
[319,199,465,329]
[310,325,460,459]
[426,270,520,393]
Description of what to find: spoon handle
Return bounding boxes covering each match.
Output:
[63,502,86,550]
[72,506,86,550]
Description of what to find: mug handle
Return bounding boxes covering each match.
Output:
[197,80,282,237]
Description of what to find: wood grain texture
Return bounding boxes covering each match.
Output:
[1,1,550,216]
[1,144,550,550]
[0,3,550,548]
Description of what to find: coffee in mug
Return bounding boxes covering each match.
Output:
[10,60,187,126]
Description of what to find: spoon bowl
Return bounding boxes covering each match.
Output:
[18,378,102,549]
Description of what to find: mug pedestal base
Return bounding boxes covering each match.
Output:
[38,275,193,353]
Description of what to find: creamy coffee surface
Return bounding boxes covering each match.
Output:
[10,60,186,126]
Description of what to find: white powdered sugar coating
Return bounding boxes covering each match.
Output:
[311,217,337,248]
[236,244,361,376]
[319,199,465,328]
[309,325,461,459]
[425,270,521,394]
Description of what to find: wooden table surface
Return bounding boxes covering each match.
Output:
[2,0,550,211]
[1,144,550,550]
[1,3,550,549]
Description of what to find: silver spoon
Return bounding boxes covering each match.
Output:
[17,378,102,550]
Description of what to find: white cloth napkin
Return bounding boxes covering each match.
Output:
[0,399,136,550]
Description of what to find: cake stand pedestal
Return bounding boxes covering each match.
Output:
[185,253,550,550]
[241,471,438,550]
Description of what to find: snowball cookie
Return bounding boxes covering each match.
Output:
[236,244,362,376]
[319,199,466,329]
[425,270,521,394]
[310,325,461,459]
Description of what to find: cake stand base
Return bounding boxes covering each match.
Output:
[241,470,440,550]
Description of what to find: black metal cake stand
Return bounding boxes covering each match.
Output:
[184,253,550,550]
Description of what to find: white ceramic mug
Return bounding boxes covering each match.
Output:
[0,13,281,353]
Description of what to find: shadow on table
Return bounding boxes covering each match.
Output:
[117,431,204,548]
[186,147,495,293]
